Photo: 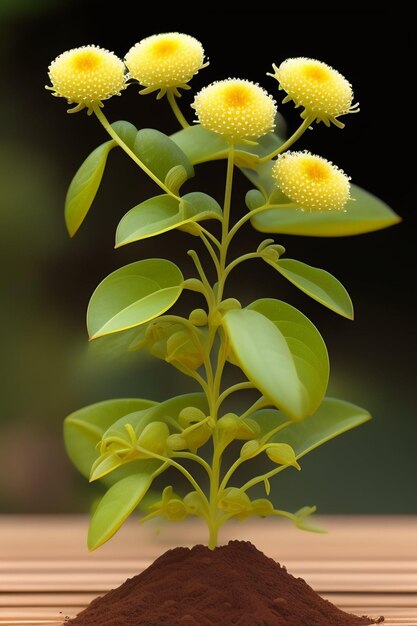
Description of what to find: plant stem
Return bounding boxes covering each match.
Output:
[93,106,180,199]
[258,115,314,163]
[217,143,235,302]
[204,143,236,548]
[167,90,190,128]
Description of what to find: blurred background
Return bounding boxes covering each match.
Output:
[0,5,414,516]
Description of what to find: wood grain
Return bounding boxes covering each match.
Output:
[0,515,416,625]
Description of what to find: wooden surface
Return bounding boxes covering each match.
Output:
[0,515,416,625]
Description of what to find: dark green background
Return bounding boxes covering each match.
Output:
[0,5,414,515]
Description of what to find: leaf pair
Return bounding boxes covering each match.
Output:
[65,122,195,237]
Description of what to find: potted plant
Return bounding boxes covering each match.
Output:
[47,32,399,625]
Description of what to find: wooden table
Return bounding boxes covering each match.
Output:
[1,515,416,625]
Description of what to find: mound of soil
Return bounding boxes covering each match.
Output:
[66,540,382,625]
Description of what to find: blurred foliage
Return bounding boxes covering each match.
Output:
[0,5,414,515]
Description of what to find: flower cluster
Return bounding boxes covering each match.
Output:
[47,35,355,210]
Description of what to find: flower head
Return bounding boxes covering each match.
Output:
[125,33,207,97]
[269,58,357,127]
[47,45,126,113]
[192,79,276,141]
[272,151,350,211]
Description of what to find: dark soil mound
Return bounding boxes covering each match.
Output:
[66,540,382,625]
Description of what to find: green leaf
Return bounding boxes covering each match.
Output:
[254,397,371,459]
[133,128,194,184]
[115,192,221,247]
[88,473,153,550]
[241,160,278,198]
[223,299,328,420]
[171,121,285,166]
[64,398,157,480]
[164,165,188,195]
[87,259,184,339]
[111,120,138,148]
[267,258,353,319]
[251,184,401,237]
[65,140,115,237]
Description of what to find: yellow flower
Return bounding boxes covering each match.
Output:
[272,151,350,211]
[125,33,207,97]
[269,57,358,127]
[192,79,276,141]
[47,45,126,113]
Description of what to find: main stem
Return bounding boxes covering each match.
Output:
[207,143,235,549]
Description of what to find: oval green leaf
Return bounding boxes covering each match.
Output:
[88,473,153,550]
[111,120,138,149]
[133,128,194,185]
[253,397,371,460]
[223,299,328,420]
[65,140,115,237]
[87,259,184,339]
[269,258,353,319]
[171,120,285,166]
[115,192,221,247]
[249,299,329,407]
[250,184,401,237]
[63,398,157,480]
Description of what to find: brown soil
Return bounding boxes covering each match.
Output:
[65,540,382,626]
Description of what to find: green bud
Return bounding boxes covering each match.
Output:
[137,421,170,456]
[218,487,251,514]
[266,443,300,469]
[189,308,208,326]
[240,439,261,458]
[178,406,206,427]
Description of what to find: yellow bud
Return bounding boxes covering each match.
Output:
[47,45,126,113]
[125,32,207,96]
[272,151,350,212]
[193,79,277,141]
[137,422,169,455]
[189,308,208,326]
[266,443,300,470]
[269,57,358,127]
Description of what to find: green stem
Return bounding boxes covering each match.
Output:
[204,143,237,548]
[198,230,221,277]
[217,143,235,302]
[172,451,212,477]
[258,115,314,163]
[216,381,255,410]
[188,250,215,304]
[141,448,209,512]
[167,89,190,128]
[198,225,222,250]
[93,106,180,199]
[240,462,291,493]
[240,396,270,420]
[223,252,260,280]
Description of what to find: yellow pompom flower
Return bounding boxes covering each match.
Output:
[47,45,126,113]
[272,151,350,211]
[125,33,207,97]
[192,79,276,141]
[269,58,358,127]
